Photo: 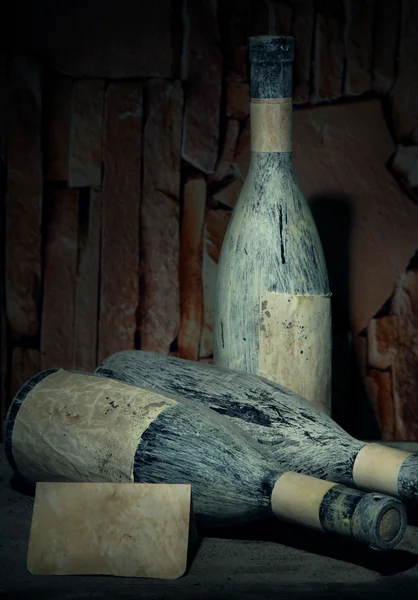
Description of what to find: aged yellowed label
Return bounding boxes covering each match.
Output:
[353,443,412,497]
[250,98,292,153]
[27,482,191,578]
[12,370,177,484]
[258,292,332,414]
[272,472,336,530]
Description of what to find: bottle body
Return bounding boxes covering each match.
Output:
[214,36,331,414]
[5,362,409,549]
[96,350,418,505]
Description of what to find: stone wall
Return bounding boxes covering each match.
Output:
[1,0,418,441]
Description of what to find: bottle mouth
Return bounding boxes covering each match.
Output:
[378,508,401,543]
[354,494,408,551]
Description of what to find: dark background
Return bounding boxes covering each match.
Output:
[1,0,418,442]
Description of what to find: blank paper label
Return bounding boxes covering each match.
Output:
[250,98,292,153]
[258,292,332,414]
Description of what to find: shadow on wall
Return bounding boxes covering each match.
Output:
[310,194,381,440]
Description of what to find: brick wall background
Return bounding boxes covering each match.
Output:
[1,0,418,441]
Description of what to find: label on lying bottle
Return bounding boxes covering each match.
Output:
[353,443,412,497]
[12,369,177,484]
[271,472,336,530]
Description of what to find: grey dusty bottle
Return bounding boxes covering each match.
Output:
[95,350,418,506]
[4,367,409,550]
[214,36,332,414]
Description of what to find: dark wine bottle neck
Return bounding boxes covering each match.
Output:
[250,60,293,100]
[249,37,294,156]
[250,152,294,170]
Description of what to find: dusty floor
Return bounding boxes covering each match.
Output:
[1,444,418,600]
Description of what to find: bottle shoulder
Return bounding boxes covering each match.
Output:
[235,161,309,216]
[226,175,320,249]
[218,172,330,294]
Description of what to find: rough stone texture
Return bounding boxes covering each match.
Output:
[178,176,206,361]
[200,244,217,359]
[391,276,403,317]
[41,189,78,371]
[182,0,222,174]
[141,80,183,353]
[182,0,221,84]
[0,135,7,439]
[220,0,251,82]
[0,310,7,441]
[233,118,251,181]
[199,357,214,365]
[200,210,231,357]
[182,83,222,174]
[209,119,240,183]
[68,79,105,188]
[6,57,42,339]
[44,75,72,182]
[7,0,175,79]
[366,370,395,440]
[212,178,243,209]
[99,82,142,364]
[10,347,40,398]
[367,316,398,371]
[372,0,400,95]
[250,0,270,36]
[292,99,418,336]
[343,0,373,96]
[292,0,314,103]
[272,1,293,37]
[0,55,6,161]
[389,0,418,142]
[392,269,418,439]
[205,210,232,264]
[391,144,418,202]
[226,82,250,120]
[74,187,102,372]
[314,0,345,101]
[353,334,367,382]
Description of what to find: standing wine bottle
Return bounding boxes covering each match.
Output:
[214,36,331,414]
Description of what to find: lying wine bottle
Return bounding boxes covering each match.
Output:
[4,369,407,550]
[214,36,332,414]
[94,350,418,504]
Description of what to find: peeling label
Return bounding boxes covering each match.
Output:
[12,370,177,484]
[258,292,332,414]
